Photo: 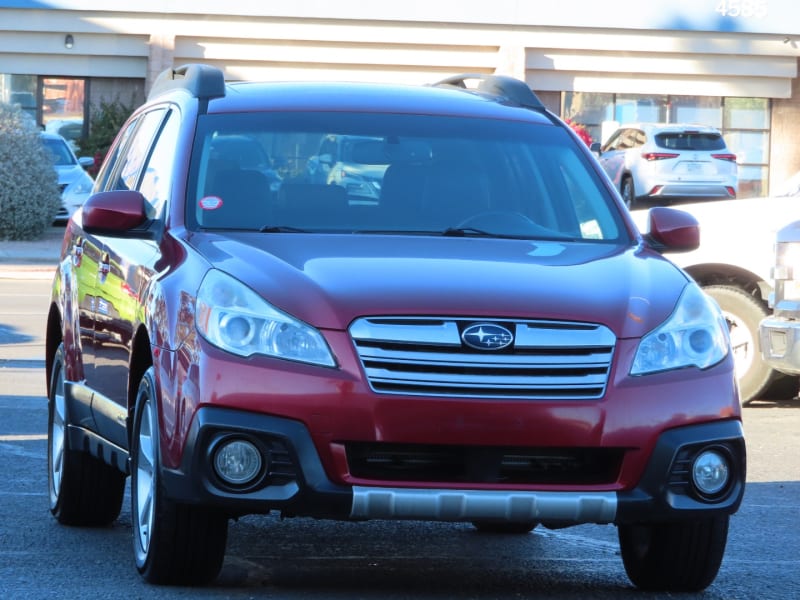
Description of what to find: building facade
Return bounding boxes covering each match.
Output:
[2,0,800,196]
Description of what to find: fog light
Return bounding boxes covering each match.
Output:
[692,449,730,497]
[213,439,263,486]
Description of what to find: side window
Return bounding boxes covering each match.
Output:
[602,130,622,152]
[112,108,167,192]
[94,116,139,192]
[618,129,637,150]
[138,109,180,218]
[318,135,337,158]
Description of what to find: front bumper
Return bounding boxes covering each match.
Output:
[161,407,745,526]
[759,315,800,375]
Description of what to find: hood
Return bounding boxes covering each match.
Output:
[54,164,85,187]
[189,232,690,338]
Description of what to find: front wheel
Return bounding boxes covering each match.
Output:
[48,343,125,525]
[619,516,729,592]
[131,367,228,585]
[703,285,792,404]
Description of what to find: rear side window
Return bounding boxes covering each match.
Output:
[655,132,726,151]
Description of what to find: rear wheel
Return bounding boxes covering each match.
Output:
[619,516,729,592]
[131,367,228,585]
[704,285,793,404]
[48,343,125,526]
[471,520,538,534]
[621,176,636,208]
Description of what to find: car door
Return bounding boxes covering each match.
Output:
[70,115,139,395]
[597,129,631,189]
[87,107,172,448]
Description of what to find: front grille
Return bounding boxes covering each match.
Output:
[350,317,615,399]
[346,442,624,485]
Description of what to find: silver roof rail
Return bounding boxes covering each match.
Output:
[148,64,226,102]
[433,73,545,110]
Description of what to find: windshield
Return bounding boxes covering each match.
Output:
[41,136,77,166]
[187,112,627,242]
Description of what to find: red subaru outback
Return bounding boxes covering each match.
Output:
[45,65,745,591]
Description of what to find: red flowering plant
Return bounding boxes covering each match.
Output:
[564,118,593,147]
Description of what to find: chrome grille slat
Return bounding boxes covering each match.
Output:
[357,346,612,366]
[350,316,615,399]
[364,369,608,386]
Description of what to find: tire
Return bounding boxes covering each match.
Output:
[471,520,538,534]
[131,367,228,585]
[704,285,787,404]
[619,516,729,592]
[48,343,125,526]
[621,176,636,209]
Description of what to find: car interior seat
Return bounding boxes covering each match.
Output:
[200,168,273,229]
[275,183,349,229]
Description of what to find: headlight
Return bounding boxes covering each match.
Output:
[774,241,800,301]
[64,171,94,197]
[196,269,336,366]
[631,284,729,375]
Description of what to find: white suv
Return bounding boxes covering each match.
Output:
[595,123,738,207]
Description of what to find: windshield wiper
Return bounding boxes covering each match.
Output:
[441,226,579,241]
[441,227,494,237]
[259,225,308,233]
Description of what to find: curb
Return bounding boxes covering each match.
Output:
[0,226,64,278]
[0,264,57,280]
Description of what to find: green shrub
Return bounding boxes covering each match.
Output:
[78,98,135,174]
[0,102,62,240]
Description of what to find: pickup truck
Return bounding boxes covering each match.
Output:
[759,219,800,376]
[631,195,800,403]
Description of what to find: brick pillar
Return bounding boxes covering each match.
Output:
[495,45,526,81]
[770,59,800,194]
[146,34,176,97]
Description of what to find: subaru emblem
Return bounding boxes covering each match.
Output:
[462,323,513,351]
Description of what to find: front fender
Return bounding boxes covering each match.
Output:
[50,254,85,384]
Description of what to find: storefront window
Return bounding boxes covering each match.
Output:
[1,74,37,126]
[669,96,722,128]
[1,74,87,148]
[724,98,770,129]
[562,91,771,198]
[614,94,668,125]
[562,92,613,146]
[723,98,770,198]
[41,77,86,150]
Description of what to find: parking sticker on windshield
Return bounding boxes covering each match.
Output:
[199,196,223,210]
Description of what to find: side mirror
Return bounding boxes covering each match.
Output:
[82,190,148,234]
[78,156,95,169]
[644,206,700,253]
[590,142,602,155]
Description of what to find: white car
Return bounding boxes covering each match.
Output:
[596,123,738,208]
[40,132,95,221]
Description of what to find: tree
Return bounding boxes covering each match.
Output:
[564,118,593,147]
[0,102,62,240]
[78,98,134,176]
